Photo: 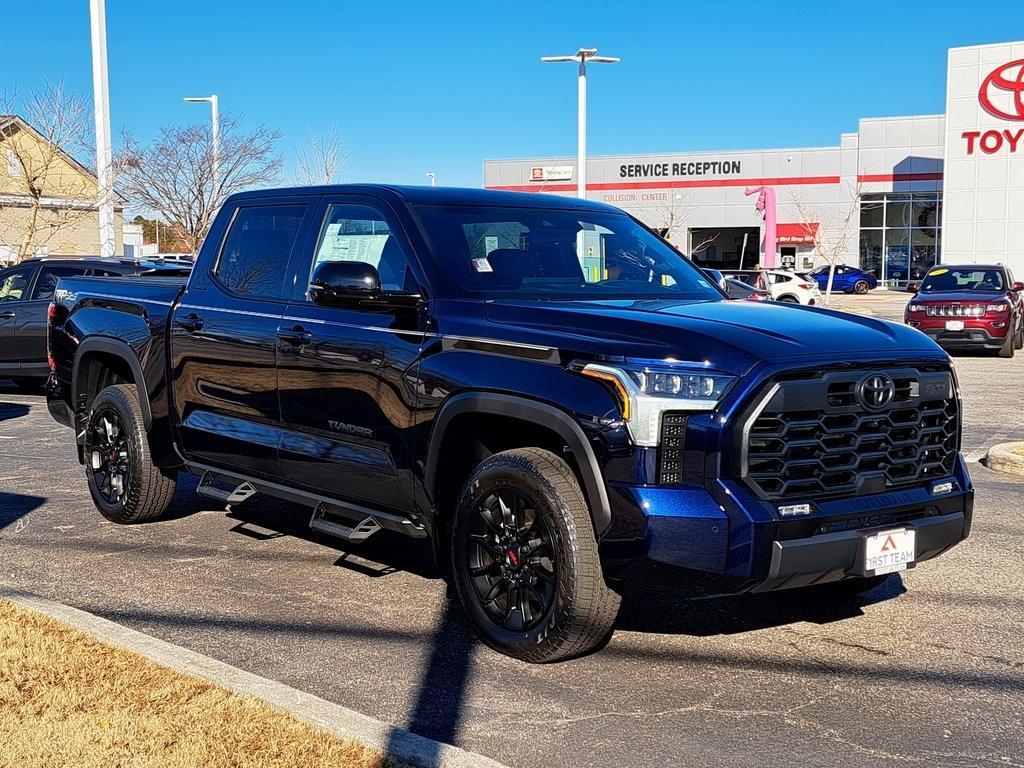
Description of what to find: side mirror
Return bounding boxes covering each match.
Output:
[1012,281,1024,292]
[309,260,380,305]
[906,282,919,293]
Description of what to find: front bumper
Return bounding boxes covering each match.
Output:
[602,476,973,596]
[908,320,1009,350]
[751,508,969,591]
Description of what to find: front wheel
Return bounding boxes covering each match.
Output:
[997,329,1015,358]
[1015,319,1023,350]
[84,384,178,524]
[853,280,870,294]
[451,448,620,663]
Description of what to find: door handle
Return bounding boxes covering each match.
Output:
[174,313,204,332]
[0,311,15,320]
[277,326,312,345]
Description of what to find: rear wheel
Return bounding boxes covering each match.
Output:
[853,280,870,294]
[778,295,800,303]
[84,384,177,524]
[451,447,619,663]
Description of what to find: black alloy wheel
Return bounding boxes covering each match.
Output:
[87,406,131,505]
[83,384,177,524]
[451,448,620,663]
[466,488,556,632]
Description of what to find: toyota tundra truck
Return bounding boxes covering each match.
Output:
[45,185,974,662]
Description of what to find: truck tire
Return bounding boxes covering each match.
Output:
[451,447,620,663]
[84,384,177,524]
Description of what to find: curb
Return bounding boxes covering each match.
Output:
[984,442,1024,477]
[0,588,507,768]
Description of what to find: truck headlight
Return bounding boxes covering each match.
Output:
[580,362,736,446]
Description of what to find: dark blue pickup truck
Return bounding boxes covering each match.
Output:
[45,185,973,662]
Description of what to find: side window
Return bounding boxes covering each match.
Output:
[311,204,416,293]
[216,205,306,299]
[31,266,89,301]
[0,267,33,303]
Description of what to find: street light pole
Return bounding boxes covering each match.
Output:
[89,0,115,257]
[426,172,436,187]
[184,94,220,202]
[541,48,619,199]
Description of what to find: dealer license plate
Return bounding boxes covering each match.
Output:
[945,320,965,331]
[863,528,916,575]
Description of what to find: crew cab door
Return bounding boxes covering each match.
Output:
[170,199,314,477]
[0,263,37,371]
[276,196,428,511]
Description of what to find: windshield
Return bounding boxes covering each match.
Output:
[414,204,723,301]
[920,267,1005,292]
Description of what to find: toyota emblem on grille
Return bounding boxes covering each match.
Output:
[857,374,896,410]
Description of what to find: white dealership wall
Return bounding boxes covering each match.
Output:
[942,41,1024,272]
[485,40,1024,278]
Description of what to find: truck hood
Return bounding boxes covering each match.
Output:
[484,298,944,374]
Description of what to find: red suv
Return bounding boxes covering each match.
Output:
[904,264,1024,358]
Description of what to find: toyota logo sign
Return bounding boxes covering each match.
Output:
[857,374,896,410]
[978,59,1024,121]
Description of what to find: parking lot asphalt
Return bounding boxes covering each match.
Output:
[1,310,1023,768]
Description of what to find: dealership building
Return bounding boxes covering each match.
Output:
[484,40,1024,286]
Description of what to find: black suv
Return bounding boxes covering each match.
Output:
[0,256,191,390]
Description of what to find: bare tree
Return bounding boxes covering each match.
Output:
[0,79,99,260]
[647,192,718,257]
[295,123,349,185]
[791,180,863,305]
[116,115,282,255]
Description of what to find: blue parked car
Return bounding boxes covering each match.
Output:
[808,264,878,294]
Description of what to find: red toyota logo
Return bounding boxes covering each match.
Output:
[978,59,1024,121]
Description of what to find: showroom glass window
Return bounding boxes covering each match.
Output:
[859,192,941,287]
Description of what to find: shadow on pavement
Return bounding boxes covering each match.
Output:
[0,491,47,531]
[0,401,31,422]
[614,575,905,637]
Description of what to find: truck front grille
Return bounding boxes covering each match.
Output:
[742,368,959,501]
[924,304,984,317]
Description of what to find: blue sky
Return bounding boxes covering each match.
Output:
[3,1,1022,190]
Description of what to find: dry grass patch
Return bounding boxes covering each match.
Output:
[0,599,401,768]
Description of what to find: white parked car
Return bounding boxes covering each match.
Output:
[722,269,820,305]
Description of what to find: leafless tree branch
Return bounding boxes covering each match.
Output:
[295,123,350,186]
[116,114,282,255]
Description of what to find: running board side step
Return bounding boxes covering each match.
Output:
[185,462,427,541]
[310,503,382,543]
[197,471,257,506]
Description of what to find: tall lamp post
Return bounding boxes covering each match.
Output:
[184,94,220,201]
[89,0,115,257]
[426,172,436,187]
[540,48,619,199]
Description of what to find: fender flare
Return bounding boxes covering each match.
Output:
[424,392,612,536]
[72,337,153,428]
